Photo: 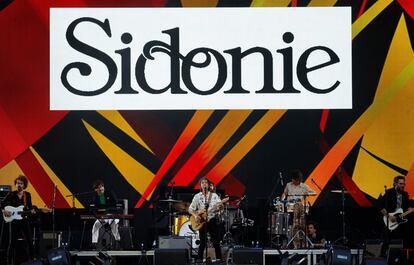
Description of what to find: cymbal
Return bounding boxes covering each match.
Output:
[159,198,182,203]
[330,190,350,194]
[173,202,191,211]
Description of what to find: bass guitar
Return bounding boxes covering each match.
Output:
[383,208,414,231]
[2,205,52,223]
[190,197,229,231]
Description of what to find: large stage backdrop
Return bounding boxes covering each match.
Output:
[1,0,414,245]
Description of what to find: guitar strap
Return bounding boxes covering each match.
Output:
[23,191,27,208]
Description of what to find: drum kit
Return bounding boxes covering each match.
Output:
[268,194,314,249]
[158,195,249,249]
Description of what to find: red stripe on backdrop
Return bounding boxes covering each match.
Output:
[319,110,329,133]
[0,1,68,168]
[357,0,368,18]
[15,149,69,208]
[218,174,245,199]
[0,105,28,166]
[397,0,414,20]
[135,111,213,208]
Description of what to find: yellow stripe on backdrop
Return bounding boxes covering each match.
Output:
[82,120,155,196]
[0,159,45,207]
[30,146,84,208]
[352,15,414,198]
[251,0,291,7]
[208,110,287,183]
[308,0,337,7]
[97,110,154,155]
[181,0,219,7]
[352,0,393,39]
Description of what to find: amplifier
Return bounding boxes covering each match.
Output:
[158,236,191,250]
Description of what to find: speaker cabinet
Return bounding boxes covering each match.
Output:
[233,248,264,265]
[154,248,190,265]
[158,236,191,250]
[39,231,62,258]
[327,246,351,265]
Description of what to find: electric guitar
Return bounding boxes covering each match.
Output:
[383,208,414,231]
[2,205,52,223]
[190,197,229,231]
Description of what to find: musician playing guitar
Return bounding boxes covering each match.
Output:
[189,177,223,262]
[1,175,36,264]
[380,175,413,253]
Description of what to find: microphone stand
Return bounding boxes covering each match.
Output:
[52,184,57,248]
[203,190,209,265]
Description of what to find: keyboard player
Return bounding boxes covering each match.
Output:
[91,180,121,245]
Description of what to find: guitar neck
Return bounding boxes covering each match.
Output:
[400,209,414,218]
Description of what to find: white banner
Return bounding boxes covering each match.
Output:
[50,7,351,110]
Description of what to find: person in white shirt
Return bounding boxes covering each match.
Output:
[281,170,316,248]
[189,177,222,261]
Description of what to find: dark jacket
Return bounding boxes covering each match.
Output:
[92,190,118,208]
[380,188,409,213]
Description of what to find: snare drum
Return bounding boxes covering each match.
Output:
[179,221,200,249]
[268,212,290,235]
[174,215,189,235]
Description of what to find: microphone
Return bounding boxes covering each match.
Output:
[169,181,175,186]
[279,172,284,186]
[311,178,322,192]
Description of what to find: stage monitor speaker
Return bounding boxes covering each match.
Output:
[39,231,61,257]
[158,235,191,250]
[365,240,383,257]
[47,247,71,265]
[327,245,351,265]
[233,248,264,265]
[154,248,190,265]
[364,257,388,265]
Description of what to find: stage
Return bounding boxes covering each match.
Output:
[69,247,365,265]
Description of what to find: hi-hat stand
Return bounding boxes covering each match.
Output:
[286,194,314,249]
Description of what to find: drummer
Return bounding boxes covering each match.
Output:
[281,169,316,202]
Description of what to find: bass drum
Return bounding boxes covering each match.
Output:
[179,221,200,249]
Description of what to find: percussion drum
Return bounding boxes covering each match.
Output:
[269,212,290,235]
[178,221,200,249]
[174,215,189,235]
[273,198,284,212]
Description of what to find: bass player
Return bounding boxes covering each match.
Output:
[189,177,223,262]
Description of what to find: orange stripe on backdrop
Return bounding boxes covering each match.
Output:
[15,149,70,208]
[318,139,372,206]
[406,162,414,199]
[208,110,286,184]
[305,58,414,205]
[135,110,214,207]
[172,110,253,186]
